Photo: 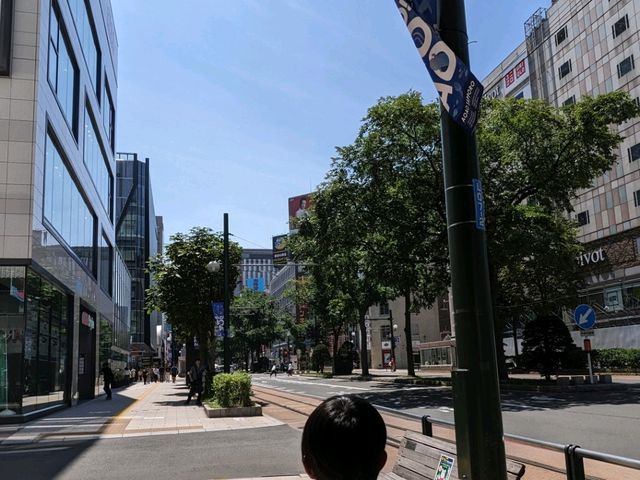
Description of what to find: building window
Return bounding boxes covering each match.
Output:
[558,60,572,79]
[380,325,391,340]
[47,3,78,134]
[44,131,96,273]
[634,190,640,207]
[379,303,389,316]
[555,25,568,46]
[563,95,576,106]
[102,79,115,151]
[612,15,629,38]
[83,105,113,219]
[514,91,525,100]
[617,55,635,78]
[629,143,640,162]
[68,0,100,97]
[99,232,113,295]
[577,211,590,226]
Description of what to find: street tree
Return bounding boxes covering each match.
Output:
[231,289,292,371]
[478,92,640,376]
[330,92,449,376]
[520,314,578,380]
[146,227,241,372]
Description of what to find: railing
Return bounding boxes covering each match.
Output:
[421,415,640,480]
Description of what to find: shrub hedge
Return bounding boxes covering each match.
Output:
[212,372,253,408]
[592,348,640,371]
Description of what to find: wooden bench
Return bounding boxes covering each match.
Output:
[380,431,525,480]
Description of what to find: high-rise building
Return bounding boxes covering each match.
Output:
[238,249,275,293]
[483,0,640,348]
[115,153,161,366]
[0,0,122,420]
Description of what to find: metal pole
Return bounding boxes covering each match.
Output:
[438,1,508,478]
[587,352,594,384]
[389,309,396,370]
[223,213,231,373]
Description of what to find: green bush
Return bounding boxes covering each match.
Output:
[212,372,253,408]
[592,348,640,371]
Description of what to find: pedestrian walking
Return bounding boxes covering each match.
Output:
[270,363,277,378]
[170,365,178,383]
[101,362,114,400]
[185,358,204,406]
[142,369,148,385]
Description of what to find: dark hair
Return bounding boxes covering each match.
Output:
[301,395,387,480]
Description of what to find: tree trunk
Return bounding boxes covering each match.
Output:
[358,309,369,376]
[404,289,416,377]
[331,328,340,371]
[489,260,508,380]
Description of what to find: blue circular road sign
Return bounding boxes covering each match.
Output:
[574,304,597,330]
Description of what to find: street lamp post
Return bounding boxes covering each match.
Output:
[206,214,231,374]
[389,309,397,371]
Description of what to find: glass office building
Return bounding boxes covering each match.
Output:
[0,0,124,421]
[116,153,161,366]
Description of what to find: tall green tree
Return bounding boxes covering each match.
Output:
[329,92,449,376]
[146,227,241,372]
[478,92,639,376]
[231,289,292,371]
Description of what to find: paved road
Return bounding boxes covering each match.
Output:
[0,425,304,480]
[252,374,640,459]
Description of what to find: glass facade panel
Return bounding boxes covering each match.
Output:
[99,232,113,295]
[83,106,113,218]
[47,4,78,133]
[420,346,453,366]
[44,132,96,274]
[68,0,100,95]
[102,81,115,151]
[0,267,26,416]
[22,269,69,413]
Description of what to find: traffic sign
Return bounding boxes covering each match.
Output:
[574,304,597,330]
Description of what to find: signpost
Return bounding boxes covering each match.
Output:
[574,305,596,384]
[574,304,597,330]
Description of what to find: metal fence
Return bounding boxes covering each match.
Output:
[421,415,640,480]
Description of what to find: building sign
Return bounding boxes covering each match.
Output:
[394,0,484,132]
[503,56,528,95]
[485,84,502,100]
[0,0,12,76]
[272,234,289,265]
[577,247,607,267]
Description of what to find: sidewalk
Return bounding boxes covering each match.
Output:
[0,380,282,445]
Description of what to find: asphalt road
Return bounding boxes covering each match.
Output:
[252,374,640,459]
[0,425,305,480]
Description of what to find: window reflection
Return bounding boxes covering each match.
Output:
[68,0,100,96]
[47,4,78,134]
[84,106,113,219]
[44,132,96,274]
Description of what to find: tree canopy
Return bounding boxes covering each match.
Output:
[146,227,242,369]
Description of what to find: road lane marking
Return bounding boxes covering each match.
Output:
[0,446,70,454]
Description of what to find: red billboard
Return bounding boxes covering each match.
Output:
[288,193,312,232]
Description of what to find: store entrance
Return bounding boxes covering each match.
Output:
[77,310,96,400]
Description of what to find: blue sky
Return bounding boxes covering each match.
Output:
[111,1,546,249]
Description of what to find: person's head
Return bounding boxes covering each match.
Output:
[300,198,308,209]
[301,395,387,480]
[195,358,201,366]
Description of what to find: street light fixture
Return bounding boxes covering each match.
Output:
[207,260,220,273]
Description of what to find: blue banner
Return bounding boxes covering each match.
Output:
[394,0,484,131]
[211,302,225,337]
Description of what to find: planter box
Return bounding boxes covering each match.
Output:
[203,404,262,418]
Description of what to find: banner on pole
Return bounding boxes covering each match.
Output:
[394,0,484,131]
[212,302,225,337]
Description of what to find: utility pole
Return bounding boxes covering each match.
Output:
[438,1,508,478]
[223,212,231,373]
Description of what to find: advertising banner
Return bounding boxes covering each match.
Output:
[272,234,289,265]
[288,193,312,233]
[394,0,484,131]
